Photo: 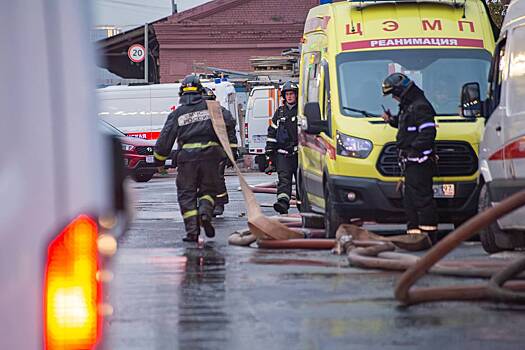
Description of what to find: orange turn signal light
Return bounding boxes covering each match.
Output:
[44,215,102,350]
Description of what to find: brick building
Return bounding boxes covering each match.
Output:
[98,0,319,83]
[155,0,318,82]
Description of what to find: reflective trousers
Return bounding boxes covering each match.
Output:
[216,159,229,206]
[276,153,298,205]
[177,156,221,236]
[403,160,438,230]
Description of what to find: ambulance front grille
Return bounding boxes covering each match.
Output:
[377,141,478,177]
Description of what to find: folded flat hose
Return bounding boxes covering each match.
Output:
[395,189,525,305]
[207,101,303,241]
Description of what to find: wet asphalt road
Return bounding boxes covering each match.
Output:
[104,173,525,350]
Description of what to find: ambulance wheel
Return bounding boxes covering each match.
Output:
[132,173,154,183]
[324,183,345,239]
[298,171,311,212]
[478,184,503,254]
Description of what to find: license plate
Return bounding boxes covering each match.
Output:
[165,159,172,166]
[146,155,154,164]
[433,184,455,198]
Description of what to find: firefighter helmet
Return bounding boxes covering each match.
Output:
[382,73,413,97]
[281,81,299,96]
[179,74,203,96]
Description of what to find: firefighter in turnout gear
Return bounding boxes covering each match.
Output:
[382,73,438,240]
[154,75,237,242]
[265,81,299,215]
[201,87,239,216]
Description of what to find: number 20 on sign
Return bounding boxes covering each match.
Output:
[128,44,146,63]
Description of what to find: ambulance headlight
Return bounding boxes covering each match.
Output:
[121,143,135,152]
[336,131,373,159]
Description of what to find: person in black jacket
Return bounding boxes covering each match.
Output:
[201,87,238,216]
[381,73,438,239]
[265,81,299,214]
[154,75,237,242]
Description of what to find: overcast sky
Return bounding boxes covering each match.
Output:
[93,0,212,28]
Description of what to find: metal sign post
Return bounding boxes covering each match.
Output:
[144,23,149,83]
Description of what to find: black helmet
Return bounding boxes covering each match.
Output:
[382,73,413,97]
[179,74,203,96]
[202,87,216,101]
[281,81,298,96]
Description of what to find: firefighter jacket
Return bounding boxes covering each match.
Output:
[388,85,437,163]
[154,93,237,162]
[265,103,298,155]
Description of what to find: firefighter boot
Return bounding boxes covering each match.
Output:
[199,197,216,238]
[213,204,224,217]
[200,213,215,238]
[273,199,289,215]
[182,216,200,243]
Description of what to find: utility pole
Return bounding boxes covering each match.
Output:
[144,23,149,83]
[172,0,178,14]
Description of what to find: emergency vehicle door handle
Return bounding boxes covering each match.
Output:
[496,126,502,132]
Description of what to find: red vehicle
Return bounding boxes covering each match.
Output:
[100,120,159,182]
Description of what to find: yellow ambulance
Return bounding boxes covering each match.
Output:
[298,0,498,237]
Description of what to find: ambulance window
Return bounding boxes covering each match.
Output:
[301,55,309,107]
[253,99,273,118]
[488,39,507,113]
[508,26,525,115]
[322,61,332,137]
[306,52,321,104]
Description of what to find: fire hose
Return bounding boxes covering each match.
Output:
[395,189,525,306]
[335,191,525,305]
[210,101,525,305]
[209,101,335,249]
[207,101,303,242]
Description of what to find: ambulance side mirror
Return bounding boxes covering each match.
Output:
[460,82,483,118]
[303,102,328,135]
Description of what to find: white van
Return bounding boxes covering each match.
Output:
[461,0,525,253]
[2,0,127,348]
[97,81,241,143]
[245,85,280,171]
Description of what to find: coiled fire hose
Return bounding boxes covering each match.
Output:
[395,189,525,306]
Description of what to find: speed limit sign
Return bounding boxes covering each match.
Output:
[128,44,146,63]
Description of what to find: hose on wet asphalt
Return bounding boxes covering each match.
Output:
[210,102,525,305]
[394,189,525,306]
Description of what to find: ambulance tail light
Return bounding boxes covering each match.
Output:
[489,137,525,161]
[44,215,102,350]
[244,122,249,140]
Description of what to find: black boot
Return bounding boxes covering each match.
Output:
[273,199,289,215]
[213,204,224,217]
[182,233,199,242]
[200,213,215,238]
[182,215,200,243]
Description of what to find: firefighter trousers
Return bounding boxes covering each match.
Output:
[276,153,298,206]
[403,160,438,231]
[176,157,221,236]
[216,159,229,206]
